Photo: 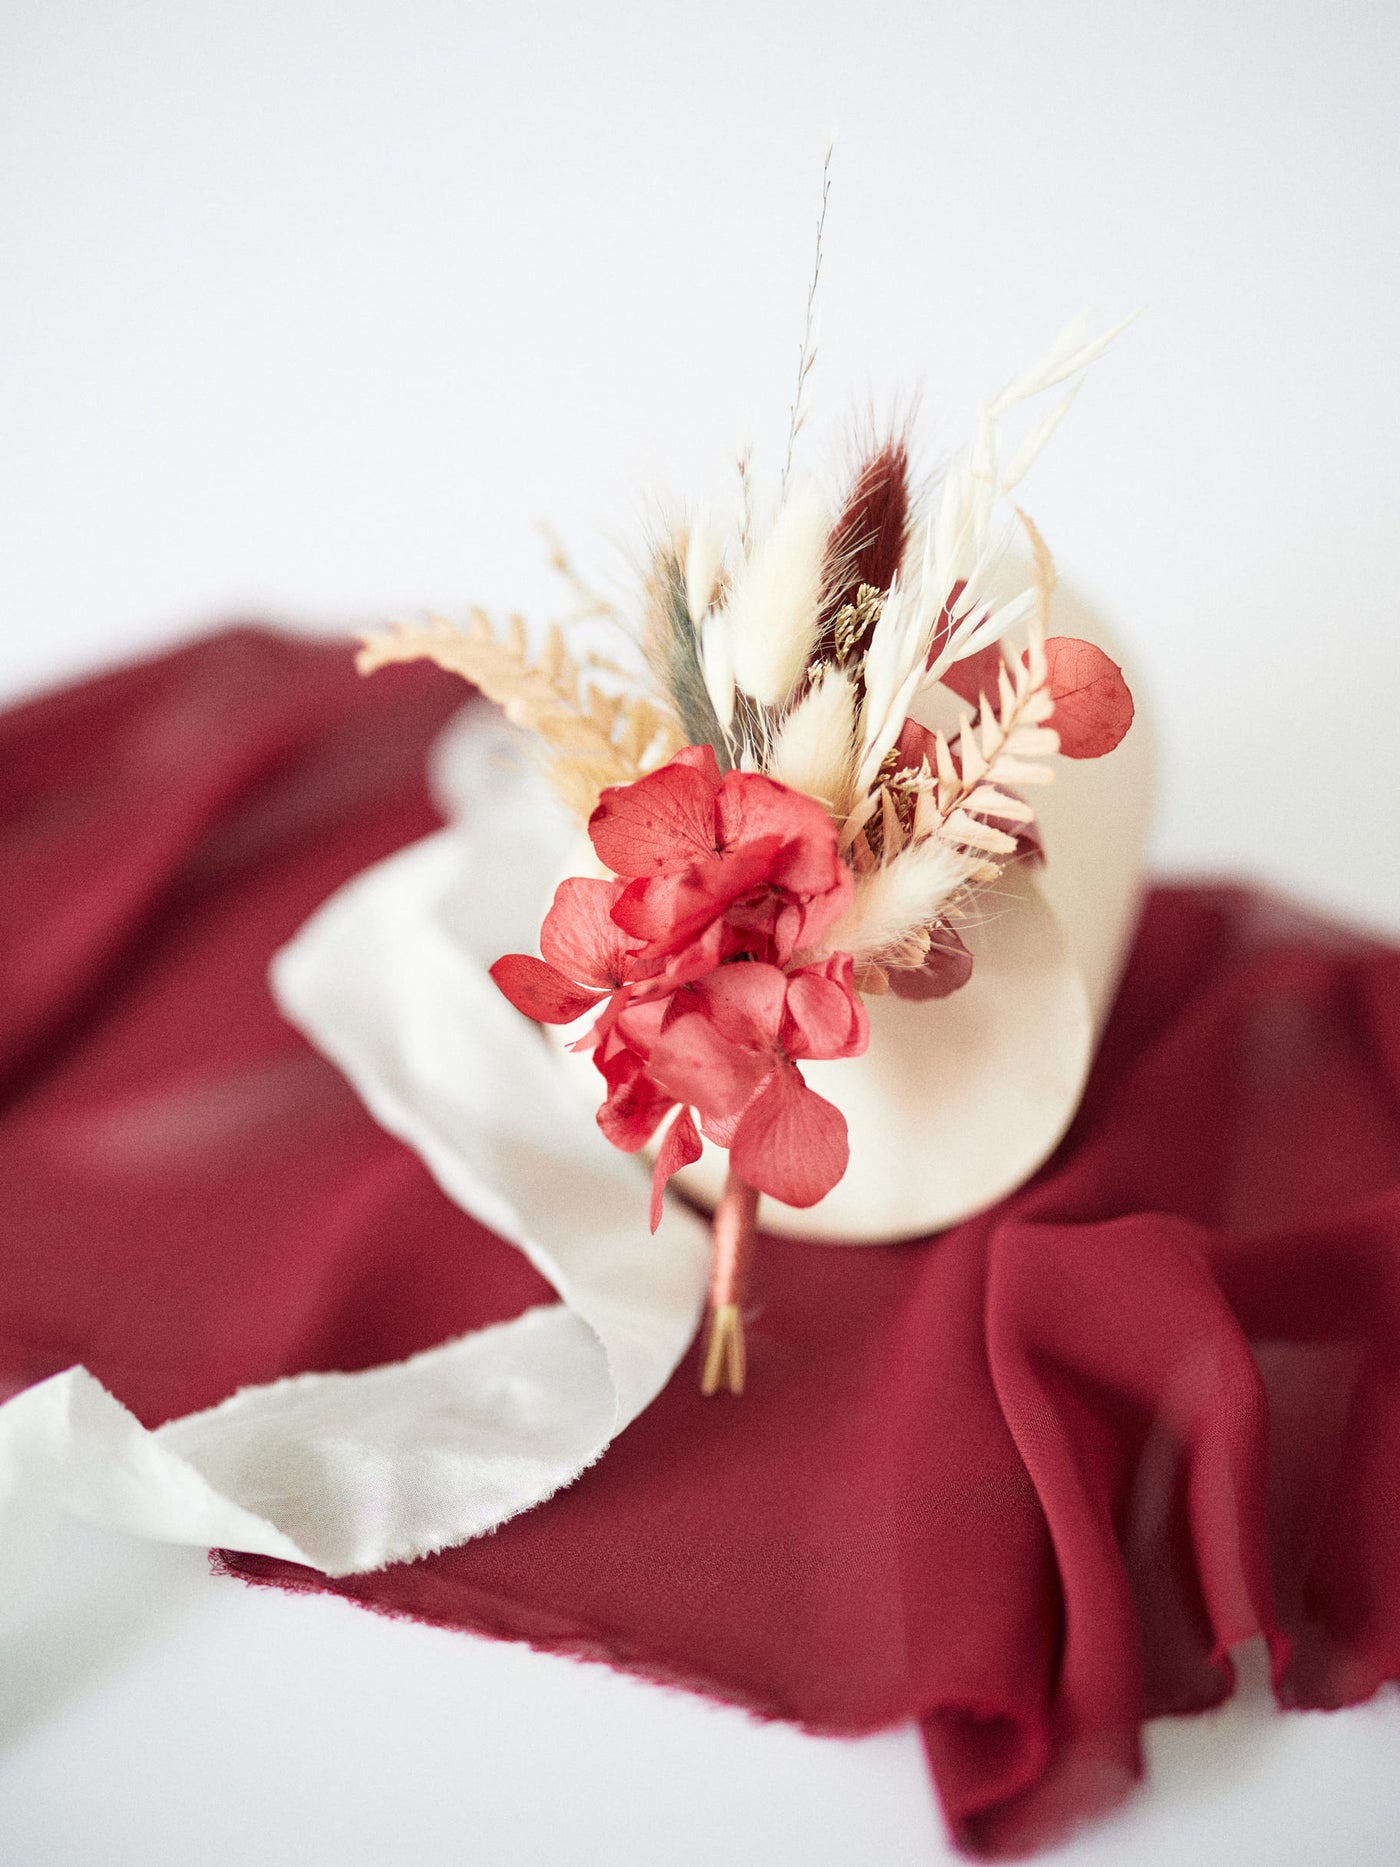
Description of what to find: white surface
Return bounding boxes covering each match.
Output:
[4,1526,1400,1867]
[3,2,1399,1862]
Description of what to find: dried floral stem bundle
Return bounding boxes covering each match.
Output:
[360,315,1135,1394]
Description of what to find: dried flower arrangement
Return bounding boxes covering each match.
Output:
[358,180,1135,1394]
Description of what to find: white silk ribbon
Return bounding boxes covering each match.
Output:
[0,715,711,1585]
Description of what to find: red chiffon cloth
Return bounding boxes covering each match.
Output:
[4,630,1400,1857]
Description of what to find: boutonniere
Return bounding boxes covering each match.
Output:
[357,176,1135,1393]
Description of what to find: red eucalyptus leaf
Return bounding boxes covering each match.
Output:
[888,925,974,1000]
[979,792,1045,869]
[1043,636,1135,758]
[730,1064,849,1207]
[649,1107,702,1233]
[940,635,1133,761]
[489,954,605,1025]
[939,642,1005,711]
[894,717,940,774]
[1005,813,1045,868]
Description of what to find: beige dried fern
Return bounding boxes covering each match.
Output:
[821,519,1060,972]
[357,612,684,820]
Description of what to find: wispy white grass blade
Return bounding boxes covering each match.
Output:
[853,572,932,795]
[999,379,1083,493]
[938,586,1037,670]
[990,309,1140,416]
[724,488,831,707]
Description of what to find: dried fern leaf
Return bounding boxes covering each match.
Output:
[941,809,1019,855]
[549,755,634,821]
[358,612,682,823]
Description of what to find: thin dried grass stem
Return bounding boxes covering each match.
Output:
[781,146,833,497]
[540,525,625,624]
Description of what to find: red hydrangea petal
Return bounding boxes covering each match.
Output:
[1043,636,1135,758]
[540,876,636,988]
[490,954,607,1024]
[610,994,671,1059]
[719,878,845,971]
[648,918,743,990]
[776,853,854,953]
[888,924,974,999]
[595,1044,675,1151]
[669,744,723,774]
[649,1107,702,1233]
[697,1107,740,1148]
[646,1007,774,1123]
[717,773,844,895]
[730,1064,849,1207]
[611,841,784,952]
[588,748,723,878]
[693,961,789,1047]
[781,957,869,1059]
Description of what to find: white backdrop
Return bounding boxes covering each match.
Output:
[3,3,1399,1863]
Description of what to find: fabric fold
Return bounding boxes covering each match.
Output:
[7,631,1400,1861]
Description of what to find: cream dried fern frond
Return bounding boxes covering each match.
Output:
[357,613,684,821]
[917,521,1059,854]
[821,522,1060,971]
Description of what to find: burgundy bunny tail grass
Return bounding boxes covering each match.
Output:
[822,438,911,621]
[700,1170,761,1395]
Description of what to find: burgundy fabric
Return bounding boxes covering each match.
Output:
[5,630,1400,1857]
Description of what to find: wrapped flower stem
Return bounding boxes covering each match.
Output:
[701,1170,760,1396]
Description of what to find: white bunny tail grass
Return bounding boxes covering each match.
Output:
[724,487,832,709]
[818,835,979,968]
[766,665,857,812]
